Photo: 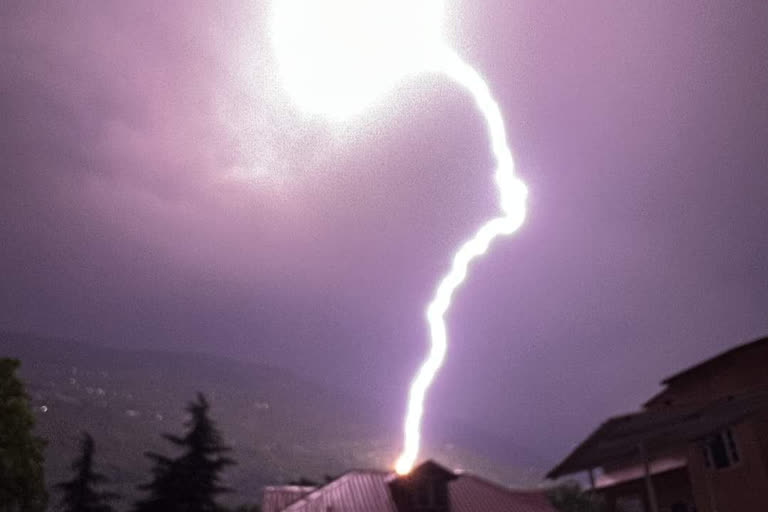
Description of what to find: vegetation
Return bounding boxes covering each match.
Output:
[133,393,235,512]
[231,505,261,512]
[1,350,543,512]
[547,480,604,512]
[287,477,319,486]
[0,358,48,511]
[56,432,119,512]
[287,474,337,487]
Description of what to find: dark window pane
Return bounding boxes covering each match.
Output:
[707,434,730,469]
[725,429,740,462]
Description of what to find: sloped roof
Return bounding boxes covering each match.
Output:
[449,474,555,512]
[661,336,768,385]
[277,461,554,512]
[262,486,317,512]
[595,457,686,488]
[282,471,397,512]
[547,388,768,478]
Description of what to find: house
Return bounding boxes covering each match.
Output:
[262,460,556,512]
[547,336,768,512]
[262,485,318,512]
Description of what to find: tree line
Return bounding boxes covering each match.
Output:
[2,357,597,512]
[0,358,254,512]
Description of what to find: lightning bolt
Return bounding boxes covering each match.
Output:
[270,0,528,476]
[394,48,527,475]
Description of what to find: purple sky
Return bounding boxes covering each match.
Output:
[2,1,767,467]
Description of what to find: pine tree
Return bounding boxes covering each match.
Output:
[0,358,48,511]
[134,393,235,512]
[56,432,119,512]
[547,480,604,512]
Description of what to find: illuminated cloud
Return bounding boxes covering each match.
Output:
[271,0,444,118]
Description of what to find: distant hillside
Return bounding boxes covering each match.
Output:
[1,331,543,507]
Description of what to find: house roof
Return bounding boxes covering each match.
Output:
[595,457,687,489]
[547,388,768,479]
[274,461,555,512]
[282,471,396,512]
[660,336,768,385]
[449,474,555,512]
[262,486,317,512]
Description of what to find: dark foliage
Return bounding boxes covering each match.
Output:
[547,480,604,512]
[56,432,119,512]
[0,358,48,511]
[287,477,318,487]
[230,505,261,512]
[134,393,235,512]
[287,473,337,487]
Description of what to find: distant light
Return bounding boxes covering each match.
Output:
[40,405,48,413]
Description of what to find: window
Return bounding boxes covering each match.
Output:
[702,427,740,469]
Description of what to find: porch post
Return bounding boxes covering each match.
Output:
[639,443,660,512]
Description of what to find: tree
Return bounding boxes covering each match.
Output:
[231,505,260,512]
[134,393,235,512]
[0,358,48,511]
[56,432,119,512]
[547,480,604,512]
[287,477,318,486]
[287,474,335,487]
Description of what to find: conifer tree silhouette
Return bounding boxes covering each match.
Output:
[134,393,234,512]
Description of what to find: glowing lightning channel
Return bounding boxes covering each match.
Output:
[270,0,528,476]
[394,48,528,475]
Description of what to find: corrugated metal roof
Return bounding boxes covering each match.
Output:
[281,471,397,512]
[450,474,555,512]
[277,462,554,512]
[262,485,317,512]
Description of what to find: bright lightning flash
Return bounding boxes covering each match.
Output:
[271,0,528,475]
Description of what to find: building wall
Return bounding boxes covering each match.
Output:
[644,340,768,510]
[597,468,694,512]
[757,409,768,477]
[620,339,768,511]
[686,419,768,512]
